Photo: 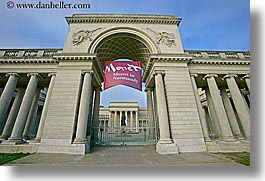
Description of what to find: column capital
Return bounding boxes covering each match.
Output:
[222,74,238,80]
[190,73,198,78]
[48,72,57,77]
[153,70,165,77]
[6,73,19,77]
[144,87,153,92]
[241,74,250,80]
[82,70,94,75]
[203,74,218,80]
[27,73,40,78]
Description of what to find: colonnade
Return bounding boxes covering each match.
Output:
[111,111,138,128]
[191,73,250,142]
[144,72,176,147]
[0,71,102,145]
[0,73,56,144]
[0,70,251,152]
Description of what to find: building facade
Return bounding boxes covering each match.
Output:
[99,102,148,130]
[0,14,250,154]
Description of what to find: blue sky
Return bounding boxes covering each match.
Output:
[0,0,250,107]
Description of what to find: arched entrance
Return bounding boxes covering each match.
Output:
[38,14,205,155]
[89,31,158,145]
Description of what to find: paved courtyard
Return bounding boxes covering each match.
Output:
[6,146,240,166]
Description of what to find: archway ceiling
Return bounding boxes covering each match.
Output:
[95,33,151,70]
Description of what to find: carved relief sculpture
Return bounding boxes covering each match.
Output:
[72,28,101,46]
[147,28,176,47]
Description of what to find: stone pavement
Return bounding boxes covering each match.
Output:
[6,146,240,166]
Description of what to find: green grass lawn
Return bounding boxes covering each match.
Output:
[232,153,250,166]
[0,153,30,165]
[216,152,250,166]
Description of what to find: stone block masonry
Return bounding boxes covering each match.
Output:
[163,64,207,152]
[39,62,92,154]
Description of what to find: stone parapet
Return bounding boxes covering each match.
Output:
[185,50,250,60]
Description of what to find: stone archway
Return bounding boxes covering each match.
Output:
[88,30,156,146]
[85,27,181,153]
[38,14,199,154]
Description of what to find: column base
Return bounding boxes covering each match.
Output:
[69,143,90,154]
[221,136,237,142]
[32,138,41,143]
[204,137,212,142]
[73,138,88,144]
[156,141,179,154]
[0,135,9,141]
[157,139,174,144]
[244,136,250,141]
[235,136,246,141]
[23,135,30,140]
[240,139,250,143]
[3,138,27,145]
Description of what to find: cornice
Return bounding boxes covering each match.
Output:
[66,15,181,26]
[188,59,250,65]
[0,58,58,64]
[142,54,193,82]
[53,53,97,62]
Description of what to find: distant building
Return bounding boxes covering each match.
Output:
[99,102,148,130]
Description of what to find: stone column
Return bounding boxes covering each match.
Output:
[241,91,250,111]
[203,106,214,137]
[242,74,250,92]
[125,111,128,126]
[108,112,112,128]
[22,88,41,139]
[220,88,244,139]
[130,111,133,128]
[135,111,138,132]
[34,73,56,142]
[91,87,100,139]
[154,72,178,154]
[146,88,155,139]
[204,74,235,141]
[0,73,18,124]
[89,88,95,125]
[114,111,117,128]
[0,88,25,140]
[8,73,39,144]
[119,111,122,127]
[190,74,211,142]
[93,87,101,129]
[74,71,93,144]
[223,74,250,140]
[205,88,221,138]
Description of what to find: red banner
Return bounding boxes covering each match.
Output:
[104,61,142,91]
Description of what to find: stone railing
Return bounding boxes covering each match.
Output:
[184,50,250,59]
[0,49,62,58]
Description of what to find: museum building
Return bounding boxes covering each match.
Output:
[0,14,250,154]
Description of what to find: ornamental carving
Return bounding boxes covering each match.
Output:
[72,28,101,46]
[147,28,176,47]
